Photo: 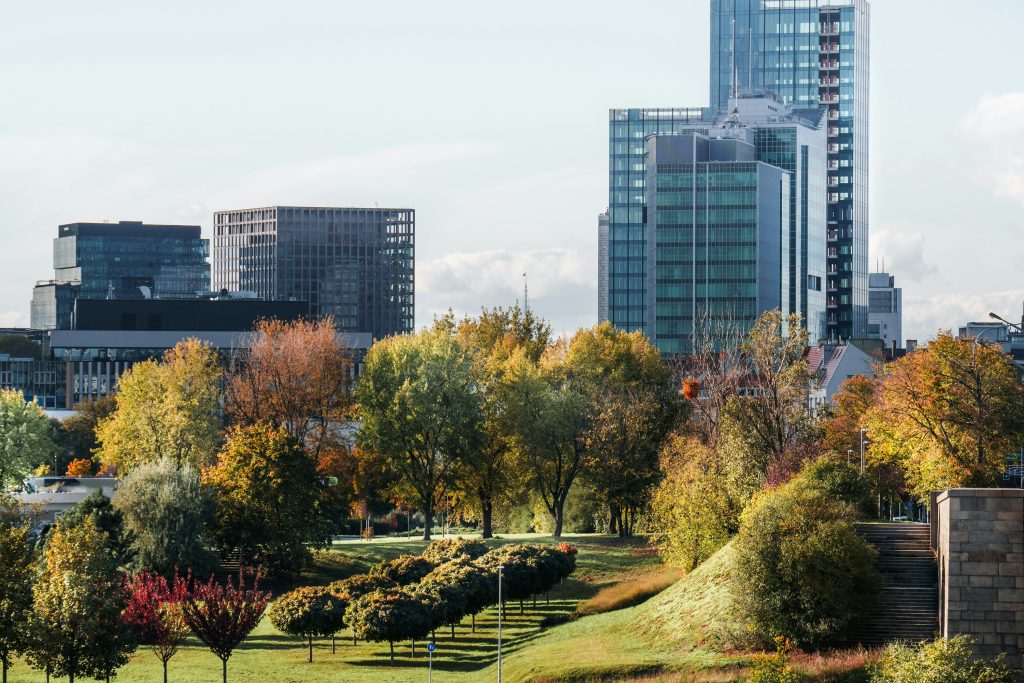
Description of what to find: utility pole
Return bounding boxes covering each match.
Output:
[497,565,505,683]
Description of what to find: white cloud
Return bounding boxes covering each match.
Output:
[869,225,936,282]
[0,310,29,328]
[903,289,1024,343]
[957,93,1024,205]
[418,247,595,335]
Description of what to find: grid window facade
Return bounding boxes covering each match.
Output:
[212,206,415,340]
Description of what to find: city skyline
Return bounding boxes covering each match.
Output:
[2,1,1023,340]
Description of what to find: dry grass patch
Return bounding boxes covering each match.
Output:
[576,569,682,616]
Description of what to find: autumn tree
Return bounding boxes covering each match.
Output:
[56,395,116,462]
[268,586,345,662]
[182,573,270,683]
[227,317,354,464]
[121,571,191,683]
[456,304,550,538]
[822,374,877,456]
[95,339,222,473]
[65,458,93,477]
[115,458,216,578]
[346,589,432,662]
[205,423,341,577]
[0,514,32,683]
[865,333,1024,500]
[724,311,818,471]
[356,325,483,540]
[26,517,135,683]
[0,388,58,487]
[57,489,133,567]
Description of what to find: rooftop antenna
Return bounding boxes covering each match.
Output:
[730,18,738,101]
[748,27,753,98]
[522,272,529,313]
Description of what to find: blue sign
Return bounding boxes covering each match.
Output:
[427,642,436,653]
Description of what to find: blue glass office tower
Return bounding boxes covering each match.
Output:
[605,108,707,330]
[710,0,870,339]
[645,133,788,354]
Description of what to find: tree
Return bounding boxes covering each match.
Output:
[0,516,32,683]
[732,480,880,647]
[421,538,488,565]
[504,347,589,537]
[121,571,191,683]
[822,374,877,456]
[346,589,432,662]
[865,333,1024,501]
[57,489,132,567]
[227,317,354,464]
[57,396,116,463]
[0,334,41,360]
[115,458,216,578]
[65,458,93,477]
[95,339,222,473]
[356,326,483,540]
[205,423,340,577]
[369,556,436,586]
[725,311,818,470]
[182,573,270,683]
[26,516,135,683]
[0,388,57,487]
[269,586,346,662]
[457,305,550,538]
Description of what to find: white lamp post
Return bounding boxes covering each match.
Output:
[497,564,505,683]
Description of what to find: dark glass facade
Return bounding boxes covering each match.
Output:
[645,134,787,354]
[710,0,870,339]
[212,207,415,340]
[31,221,210,330]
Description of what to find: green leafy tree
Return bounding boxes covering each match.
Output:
[732,479,880,647]
[115,458,216,577]
[457,305,550,538]
[870,635,1018,683]
[346,588,432,662]
[205,423,340,578]
[57,489,132,567]
[25,516,135,682]
[0,511,33,683]
[269,586,346,662]
[368,556,435,586]
[356,325,483,540]
[95,339,222,474]
[0,389,58,487]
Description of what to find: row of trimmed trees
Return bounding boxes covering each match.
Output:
[269,538,577,663]
[0,500,270,683]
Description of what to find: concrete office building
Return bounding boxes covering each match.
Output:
[644,132,788,354]
[31,221,210,330]
[710,0,871,339]
[868,271,901,350]
[212,206,415,340]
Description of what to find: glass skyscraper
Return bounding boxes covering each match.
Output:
[30,221,210,330]
[645,133,788,354]
[710,0,870,339]
[212,206,415,340]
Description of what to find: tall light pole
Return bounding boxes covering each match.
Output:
[847,449,853,467]
[859,428,867,475]
[497,565,505,683]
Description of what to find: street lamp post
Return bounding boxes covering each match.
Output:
[859,428,867,476]
[847,449,853,467]
[497,565,505,683]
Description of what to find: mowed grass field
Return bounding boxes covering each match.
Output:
[7,534,689,683]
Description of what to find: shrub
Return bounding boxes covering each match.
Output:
[870,635,1019,683]
[421,538,488,564]
[431,558,494,632]
[732,483,880,648]
[418,562,474,638]
[368,555,436,586]
[476,545,545,610]
[795,458,874,518]
[268,586,345,662]
[576,569,680,616]
[749,636,800,683]
[346,589,432,662]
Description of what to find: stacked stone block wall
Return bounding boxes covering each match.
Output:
[933,488,1024,669]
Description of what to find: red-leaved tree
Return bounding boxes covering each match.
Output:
[181,572,270,683]
[122,571,191,683]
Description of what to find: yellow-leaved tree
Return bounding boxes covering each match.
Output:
[95,338,222,474]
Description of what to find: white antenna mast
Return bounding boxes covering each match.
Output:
[522,272,529,313]
[731,18,738,101]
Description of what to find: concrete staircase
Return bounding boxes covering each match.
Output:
[853,523,938,646]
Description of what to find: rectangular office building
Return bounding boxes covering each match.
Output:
[644,133,788,354]
[710,0,870,339]
[212,206,415,339]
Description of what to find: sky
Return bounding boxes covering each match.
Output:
[1,0,1022,342]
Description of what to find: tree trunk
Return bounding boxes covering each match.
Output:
[308,634,313,663]
[389,641,394,663]
[451,623,455,639]
[519,598,524,615]
[423,498,433,541]
[553,503,564,538]
[532,594,536,608]
[332,634,336,654]
[222,657,227,683]
[3,659,6,683]
[163,659,168,683]
[411,639,416,658]
[353,630,357,646]
[609,504,619,535]
[481,497,493,539]
[471,613,476,632]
